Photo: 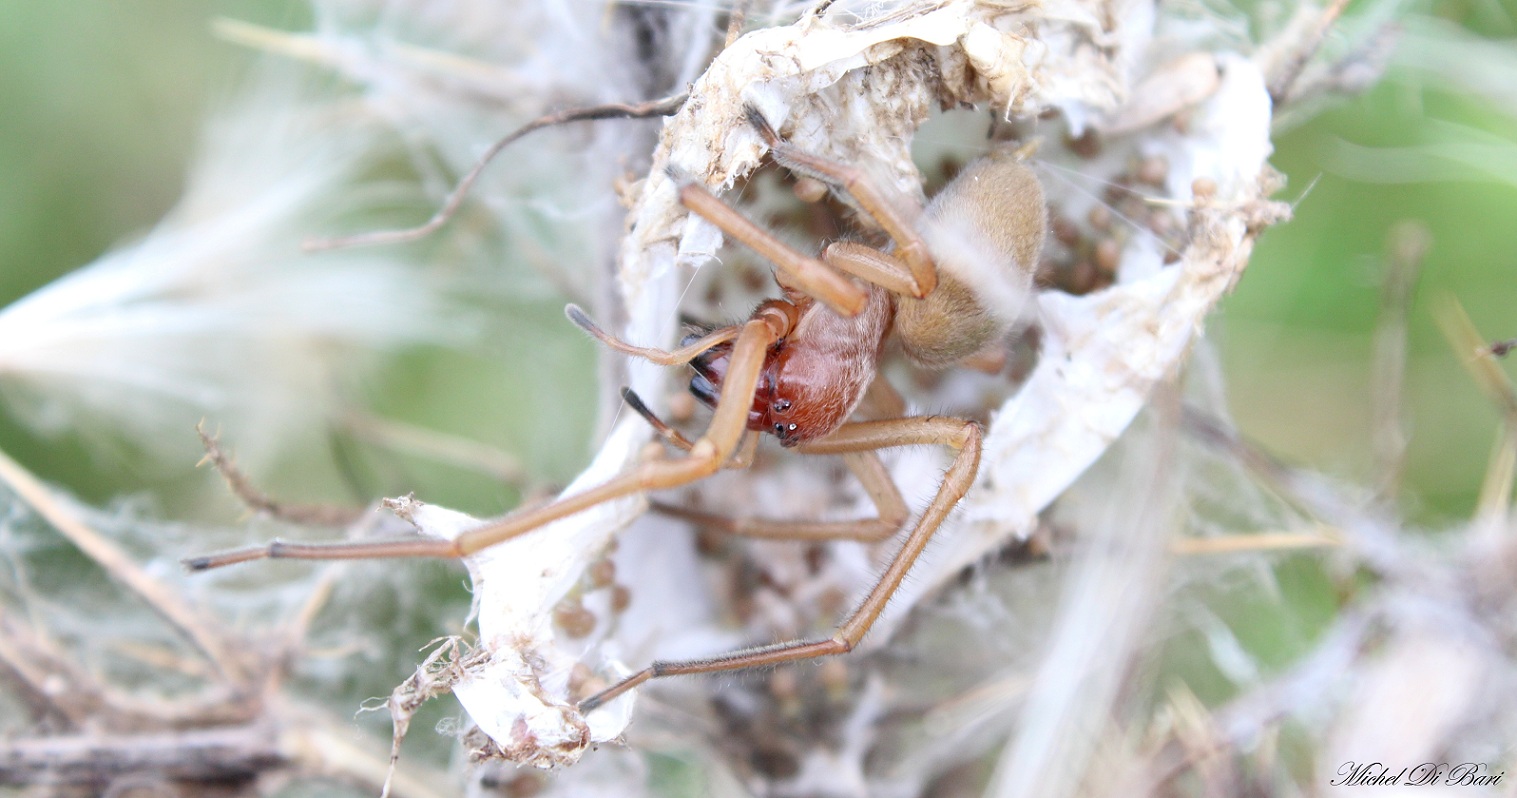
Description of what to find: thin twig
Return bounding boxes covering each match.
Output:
[0,609,269,738]
[282,567,340,658]
[1477,426,1517,530]
[197,423,364,526]
[1143,609,1375,794]
[1170,529,1341,555]
[293,706,457,798]
[303,90,689,252]
[0,445,248,685]
[0,606,108,728]
[1370,221,1429,502]
[1434,296,1517,421]
[1434,296,1517,525]
[341,410,530,486]
[1181,406,1417,579]
[725,0,753,47]
[380,638,471,798]
[1268,0,1355,105]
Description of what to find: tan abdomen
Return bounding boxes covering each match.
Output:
[895,155,1045,369]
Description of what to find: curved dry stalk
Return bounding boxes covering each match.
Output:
[303,91,689,252]
[198,423,365,527]
[0,445,250,685]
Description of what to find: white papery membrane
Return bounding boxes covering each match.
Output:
[395,0,1287,770]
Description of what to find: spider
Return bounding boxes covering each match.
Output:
[187,106,1047,714]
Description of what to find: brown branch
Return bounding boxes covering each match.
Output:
[303,90,689,252]
[197,423,364,527]
[725,0,753,47]
[0,724,284,786]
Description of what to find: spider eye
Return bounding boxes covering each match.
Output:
[771,399,792,414]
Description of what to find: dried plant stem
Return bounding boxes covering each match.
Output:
[277,563,341,678]
[1477,427,1517,529]
[303,90,689,252]
[725,0,753,47]
[1170,529,1340,555]
[213,18,347,70]
[1142,609,1375,794]
[1268,0,1355,104]
[290,713,455,798]
[0,723,285,786]
[1435,296,1517,525]
[342,410,530,485]
[1370,221,1428,502]
[0,712,450,798]
[0,605,114,728]
[991,389,1182,798]
[198,423,364,527]
[0,603,273,733]
[1436,296,1517,421]
[1181,409,1318,511]
[111,639,217,681]
[0,445,247,684]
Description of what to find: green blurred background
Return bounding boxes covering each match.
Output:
[2,1,1516,791]
[0,0,605,522]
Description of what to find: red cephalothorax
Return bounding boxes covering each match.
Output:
[686,284,892,447]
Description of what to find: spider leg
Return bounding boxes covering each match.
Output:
[185,315,785,570]
[677,181,867,317]
[578,415,981,711]
[855,375,907,421]
[567,304,739,366]
[745,107,936,298]
[620,387,756,469]
[651,448,908,542]
[821,241,921,298]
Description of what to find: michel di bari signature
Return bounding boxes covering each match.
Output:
[1333,762,1504,787]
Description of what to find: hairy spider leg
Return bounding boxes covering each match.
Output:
[184,312,789,571]
[620,387,757,470]
[578,415,981,711]
[745,106,937,298]
[676,181,867,317]
[652,448,907,542]
[623,384,907,541]
[566,304,741,366]
[820,241,922,298]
